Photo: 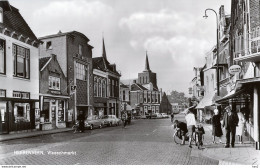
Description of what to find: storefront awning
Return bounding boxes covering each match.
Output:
[196,92,216,109]
[216,89,247,103]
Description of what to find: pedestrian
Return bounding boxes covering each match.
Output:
[212,108,223,144]
[121,111,128,128]
[236,108,246,144]
[171,112,174,123]
[185,110,196,148]
[196,123,205,148]
[77,111,85,133]
[222,106,239,148]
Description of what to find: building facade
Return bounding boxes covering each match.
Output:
[39,54,70,130]
[0,1,41,134]
[92,38,121,118]
[120,82,131,112]
[129,53,167,115]
[39,31,94,124]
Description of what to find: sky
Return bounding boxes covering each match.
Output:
[10,0,231,96]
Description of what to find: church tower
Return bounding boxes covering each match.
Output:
[138,52,158,89]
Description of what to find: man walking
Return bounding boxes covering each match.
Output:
[77,111,85,133]
[171,112,174,123]
[185,110,196,148]
[223,106,239,148]
[121,111,128,128]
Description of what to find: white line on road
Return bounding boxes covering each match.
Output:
[153,129,157,133]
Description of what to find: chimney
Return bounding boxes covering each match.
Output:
[51,54,57,60]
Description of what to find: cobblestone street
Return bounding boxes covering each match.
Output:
[0,114,218,165]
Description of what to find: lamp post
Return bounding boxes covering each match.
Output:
[203,8,220,96]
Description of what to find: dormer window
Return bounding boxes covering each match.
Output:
[46,41,52,50]
[0,8,3,23]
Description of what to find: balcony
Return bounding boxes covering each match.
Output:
[234,38,260,62]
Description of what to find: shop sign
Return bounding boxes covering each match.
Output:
[50,90,61,95]
[229,65,241,75]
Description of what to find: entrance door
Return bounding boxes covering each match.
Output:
[0,102,8,134]
[51,106,56,128]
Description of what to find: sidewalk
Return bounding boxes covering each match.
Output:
[0,128,72,142]
[200,124,260,165]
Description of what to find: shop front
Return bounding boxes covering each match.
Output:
[0,97,38,134]
[93,103,107,117]
[39,96,69,130]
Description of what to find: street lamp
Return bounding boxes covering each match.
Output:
[203,8,220,96]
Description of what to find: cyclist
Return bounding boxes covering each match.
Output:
[173,120,188,145]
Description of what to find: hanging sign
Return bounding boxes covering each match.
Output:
[229,65,241,75]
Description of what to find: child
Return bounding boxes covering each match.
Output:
[196,123,205,148]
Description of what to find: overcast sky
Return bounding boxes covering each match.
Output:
[10,0,231,96]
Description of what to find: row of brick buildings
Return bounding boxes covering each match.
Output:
[190,1,260,148]
[0,0,171,134]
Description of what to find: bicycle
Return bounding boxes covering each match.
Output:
[173,127,203,149]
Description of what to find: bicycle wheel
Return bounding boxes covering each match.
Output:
[173,130,183,144]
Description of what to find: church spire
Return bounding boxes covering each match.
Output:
[102,35,107,60]
[144,51,151,72]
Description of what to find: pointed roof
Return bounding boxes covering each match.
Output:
[144,51,151,72]
[102,36,107,60]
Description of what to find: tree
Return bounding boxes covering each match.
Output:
[167,90,188,105]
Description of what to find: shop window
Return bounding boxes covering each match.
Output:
[0,39,5,74]
[13,44,30,79]
[49,76,60,90]
[0,89,6,97]
[14,103,30,123]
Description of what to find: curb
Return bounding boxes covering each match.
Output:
[0,129,73,142]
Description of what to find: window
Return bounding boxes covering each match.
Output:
[13,44,30,79]
[79,44,82,55]
[98,78,102,97]
[108,79,111,97]
[144,92,147,103]
[76,62,87,81]
[58,100,65,122]
[0,39,5,74]
[139,92,143,103]
[46,41,52,50]
[111,80,114,97]
[102,80,106,97]
[148,92,151,102]
[0,89,6,97]
[0,7,3,23]
[13,91,30,99]
[123,90,125,101]
[94,77,98,97]
[49,76,61,90]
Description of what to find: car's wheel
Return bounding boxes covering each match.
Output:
[90,125,93,130]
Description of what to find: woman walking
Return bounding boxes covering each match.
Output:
[212,108,223,143]
[236,108,245,144]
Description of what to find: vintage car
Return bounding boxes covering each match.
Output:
[85,115,104,130]
[161,113,169,118]
[102,115,121,126]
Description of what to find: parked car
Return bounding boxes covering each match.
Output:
[102,115,120,126]
[85,115,104,130]
[161,113,169,118]
[155,113,163,119]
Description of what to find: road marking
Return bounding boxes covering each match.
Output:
[153,129,157,132]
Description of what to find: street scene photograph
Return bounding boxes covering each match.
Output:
[0,0,260,166]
